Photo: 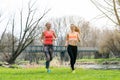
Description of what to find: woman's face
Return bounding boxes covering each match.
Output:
[70,25,75,31]
[46,23,51,29]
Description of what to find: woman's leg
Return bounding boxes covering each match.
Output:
[67,45,74,70]
[73,46,77,66]
[44,45,51,69]
[49,45,53,61]
[46,45,53,69]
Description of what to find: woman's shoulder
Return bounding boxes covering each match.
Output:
[67,32,71,35]
[75,32,79,34]
[50,29,55,34]
[43,29,54,32]
[50,29,55,32]
[68,32,78,34]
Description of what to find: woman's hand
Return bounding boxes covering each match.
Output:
[40,39,44,44]
[65,41,68,47]
[53,38,56,41]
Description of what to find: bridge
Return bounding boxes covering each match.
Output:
[24,46,99,53]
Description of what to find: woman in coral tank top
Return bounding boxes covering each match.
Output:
[65,24,80,73]
[41,22,56,73]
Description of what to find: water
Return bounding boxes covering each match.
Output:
[77,64,120,70]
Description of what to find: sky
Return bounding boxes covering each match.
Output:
[0,0,114,35]
[0,0,100,19]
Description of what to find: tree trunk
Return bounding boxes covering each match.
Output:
[102,53,109,58]
[94,52,102,59]
[7,57,16,64]
[7,52,21,64]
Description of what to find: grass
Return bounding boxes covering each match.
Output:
[0,67,120,80]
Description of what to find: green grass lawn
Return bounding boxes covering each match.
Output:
[0,67,120,80]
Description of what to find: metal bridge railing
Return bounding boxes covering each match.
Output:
[24,46,98,53]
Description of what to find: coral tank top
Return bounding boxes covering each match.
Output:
[43,30,54,45]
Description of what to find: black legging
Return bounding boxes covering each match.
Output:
[67,45,77,70]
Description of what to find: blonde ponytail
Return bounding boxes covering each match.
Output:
[75,26,80,34]
[71,24,80,34]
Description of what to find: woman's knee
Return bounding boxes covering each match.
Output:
[46,55,50,61]
[50,58,52,61]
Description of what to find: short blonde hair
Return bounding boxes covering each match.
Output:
[45,22,51,26]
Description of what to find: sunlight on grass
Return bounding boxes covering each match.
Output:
[0,67,120,80]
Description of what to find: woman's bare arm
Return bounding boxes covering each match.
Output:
[65,33,69,46]
[53,31,57,38]
[77,33,80,42]
[40,32,44,43]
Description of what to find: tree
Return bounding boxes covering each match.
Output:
[1,1,49,64]
[91,0,120,58]
[0,33,18,60]
[99,29,120,58]
[0,12,9,61]
[90,0,120,27]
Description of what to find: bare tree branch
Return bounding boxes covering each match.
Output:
[5,1,50,64]
[12,18,15,55]
[113,0,120,25]
[91,0,119,25]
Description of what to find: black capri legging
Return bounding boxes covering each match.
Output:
[67,45,77,70]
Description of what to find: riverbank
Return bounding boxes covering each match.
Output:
[0,58,120,69]
[77,58,120,64]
